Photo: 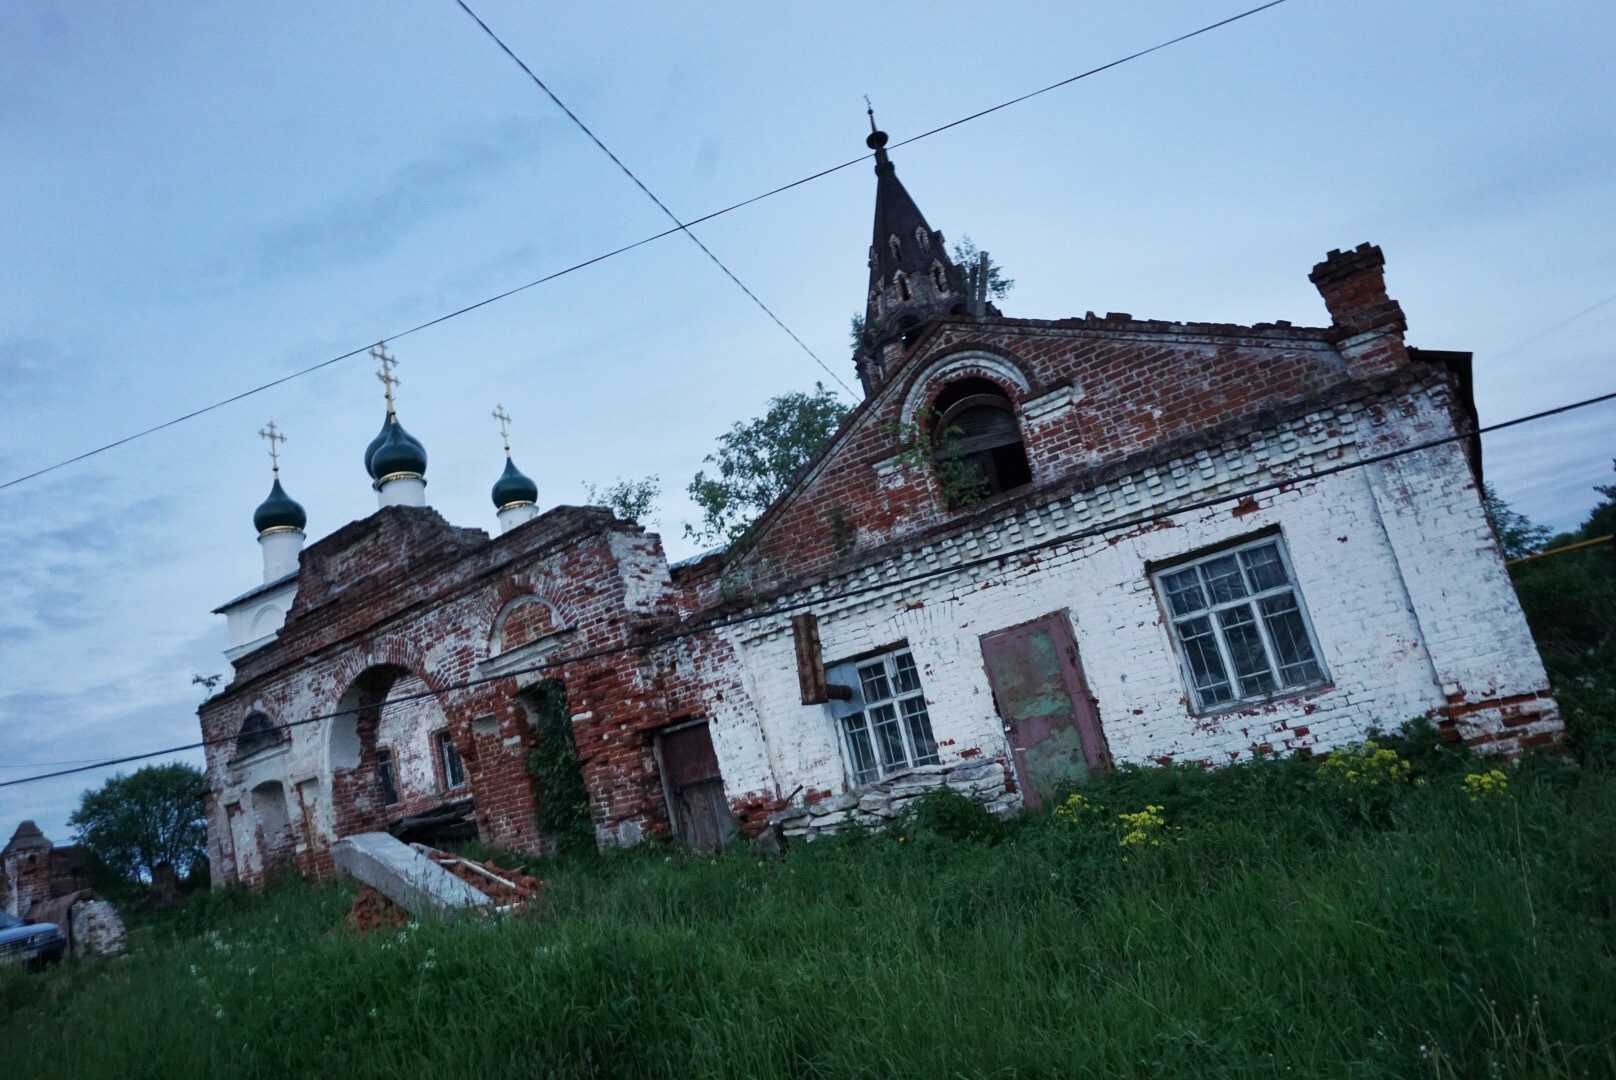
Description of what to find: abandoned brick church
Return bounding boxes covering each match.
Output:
[199,125,1561,887]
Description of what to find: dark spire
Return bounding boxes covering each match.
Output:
[856,109,970,396]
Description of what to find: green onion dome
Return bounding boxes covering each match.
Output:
[365,413,428,482]
[253,478,307,534]
[491,456,539,510]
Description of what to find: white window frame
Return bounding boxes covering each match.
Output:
[827,647,940,787]
[1152,534,1330,714]
[435,731,467,791]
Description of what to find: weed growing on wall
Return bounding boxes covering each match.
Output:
[524,678,593,855]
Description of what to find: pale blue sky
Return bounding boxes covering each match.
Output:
[2,0,1612,842]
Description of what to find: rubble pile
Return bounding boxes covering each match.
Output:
[345,886,411,933]
[424,850,545,907]
[341,842,545,932]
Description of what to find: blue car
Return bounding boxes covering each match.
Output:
[0,908,67,969]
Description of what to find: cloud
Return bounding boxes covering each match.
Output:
[0,484,175,645]
[242,118,555,284]
[0,336,78,405]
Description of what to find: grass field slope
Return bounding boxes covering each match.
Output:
[4,721,1615,1079]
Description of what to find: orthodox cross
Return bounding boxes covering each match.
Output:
[371,343,400,413]
[258,421,286,476]
[492,404,512,456]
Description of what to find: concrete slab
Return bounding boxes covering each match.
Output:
[330,832,491,923]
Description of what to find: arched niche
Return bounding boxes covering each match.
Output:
[250,780,292,870]
[249,604,285,638]
[490,594,562,657]
[234,711,286,761]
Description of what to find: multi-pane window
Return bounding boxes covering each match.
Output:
[376,748,399,805]
[1154,537,1327,712]
[435,731,466,790]
[828,649,940,787]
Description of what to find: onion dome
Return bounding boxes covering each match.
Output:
[365,413,428,483]
[253,477,307,534]
[491,456,538,510]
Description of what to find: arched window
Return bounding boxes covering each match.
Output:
[895,272,912,302]
[915,226,931,250]
[930,261,948,293]
[888,235,902,262]
[235,711,286,760]
[929,378,1032,507]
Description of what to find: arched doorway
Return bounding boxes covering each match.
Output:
[326,664,465,841]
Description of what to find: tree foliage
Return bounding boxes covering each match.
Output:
[584,475,660,525]
[686,383,851,545]
[950,234,1013,300]
[1495,462,1616,764]
[1483,482,1552,560]
[68,763,208,883]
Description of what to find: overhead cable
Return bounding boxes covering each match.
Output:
[451,0,855,397]
[0,0,1292,493]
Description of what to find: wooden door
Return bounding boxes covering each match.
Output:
[657,722,736,849]
[980,614,1109,809]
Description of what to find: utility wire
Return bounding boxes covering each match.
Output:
[451,0,855,397]
[4,381,1611,792]
[0,0,1291,494]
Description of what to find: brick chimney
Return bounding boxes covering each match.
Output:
[1309,243,1408,375]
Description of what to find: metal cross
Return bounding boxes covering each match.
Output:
[492,404,512,455]
[371,342,400,412]
[258,421,286,475]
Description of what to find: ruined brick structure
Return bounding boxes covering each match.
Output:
[200,126,1560,886]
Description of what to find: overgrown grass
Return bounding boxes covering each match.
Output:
[4,738,1615,1078]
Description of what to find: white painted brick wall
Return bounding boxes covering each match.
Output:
[702,387,1559,808]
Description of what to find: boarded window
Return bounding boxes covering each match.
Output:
[930,378,1032,505]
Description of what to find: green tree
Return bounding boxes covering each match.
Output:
[1499,462,1616,764]
[1482,482,1552,560]
[584,475,660,525]
[68,762,208,883]
[950,234,1013,300]
[686,383,851,545]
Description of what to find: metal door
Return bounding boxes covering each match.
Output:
[979,614,1109,809]
[656,722,736,849]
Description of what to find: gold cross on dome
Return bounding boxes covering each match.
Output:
[371,342,400,413]
[258,421,286,475]
[492,404,512,455]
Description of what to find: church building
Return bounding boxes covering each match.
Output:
[199,124,1561,887]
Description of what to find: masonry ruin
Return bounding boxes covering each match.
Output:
[199,128,1560,887]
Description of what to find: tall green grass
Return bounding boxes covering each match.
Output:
[3,750,1614,1079]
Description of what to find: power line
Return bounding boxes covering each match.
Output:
[5,380,1611,792]
[0,0,1292,494]
[451,0,855,398]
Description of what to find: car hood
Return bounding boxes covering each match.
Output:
[0,922,62,946]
